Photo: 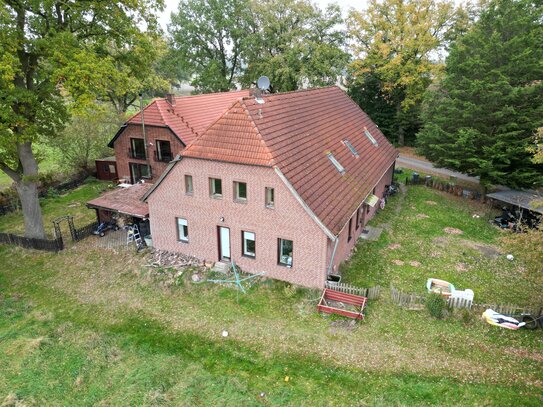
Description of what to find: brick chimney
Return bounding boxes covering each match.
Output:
[165,93,176,106]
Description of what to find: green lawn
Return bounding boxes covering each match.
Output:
[341,184,542,306]
[0,181,542,405]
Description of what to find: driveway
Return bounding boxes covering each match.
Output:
[396,155,480,184]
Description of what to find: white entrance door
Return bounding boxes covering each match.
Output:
[219,227,230,260]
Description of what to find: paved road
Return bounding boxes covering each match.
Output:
[396,155,480,184]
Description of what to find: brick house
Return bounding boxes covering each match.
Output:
[107,90,250,184]
[143,87,398,288]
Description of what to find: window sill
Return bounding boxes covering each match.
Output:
[210,194,223,200]
[242,254,256,259]
[265,205,275,209]
[277,263,293,268]
[185,192,193,196]
[177,239,189,244]
[234,199,248,204]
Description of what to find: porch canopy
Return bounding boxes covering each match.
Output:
[87,183,153,218]
[486,190,543,214]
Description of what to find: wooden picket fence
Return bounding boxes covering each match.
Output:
[73,221,99,242]
[325,281,381,300]
[390,286,542,317]
[0,232,63,252]
[390,286,426,310]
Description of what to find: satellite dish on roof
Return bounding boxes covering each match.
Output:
[257,76,270,91]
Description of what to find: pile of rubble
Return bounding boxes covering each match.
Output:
[146,249,211,270]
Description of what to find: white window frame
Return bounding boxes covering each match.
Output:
[234,181,247,201]
[364,128,378,146]
[265,187,275,208]
[185,174,193,195]
[278,238,293,267]
[209,178,222,198]
[326,152,345,175]
[176,218,188,242]
[343,139,360,158]
[242,231,256,257]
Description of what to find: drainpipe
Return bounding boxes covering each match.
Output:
[140,93,149,161]
[326,236,339,276]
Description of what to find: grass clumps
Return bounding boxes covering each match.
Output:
[426,293,447,319]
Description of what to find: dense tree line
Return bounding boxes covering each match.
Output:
[1,0,541,238]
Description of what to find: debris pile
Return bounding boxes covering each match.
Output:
[146,249,206,270]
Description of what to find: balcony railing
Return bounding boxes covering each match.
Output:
[128,148,147,160]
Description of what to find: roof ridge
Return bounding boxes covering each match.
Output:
[239,99,275,166]
[241,85,340,101]
[173,89,249,100]
[189,97,247,143]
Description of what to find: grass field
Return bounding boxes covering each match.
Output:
[341,184,543,305]
[0,182,542,406]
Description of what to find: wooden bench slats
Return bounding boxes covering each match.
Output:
[317,288,367,320]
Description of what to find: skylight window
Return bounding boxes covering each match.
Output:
[364,128,378,146]
[326,152,345,175]
[343,139,359,158]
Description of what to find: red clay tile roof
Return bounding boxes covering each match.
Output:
[125,90,251,145]
[181,86,398,235]
[87,183,152,218]
[182,101,274,167]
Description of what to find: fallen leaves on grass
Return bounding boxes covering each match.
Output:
[416,214,430,219]
[387,243,401,250]
[444,227,463,235]
[392,260,405,266]
[425,200,438,205]
[409,261,421,267]
[456,263,470,272]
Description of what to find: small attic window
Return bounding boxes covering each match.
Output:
[364,128,378,146]
[343,139,359,158]
[326,152,345,175]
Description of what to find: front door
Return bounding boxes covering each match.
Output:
[218,226,231,260]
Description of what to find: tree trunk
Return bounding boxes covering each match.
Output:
[16,181,45,239]
[16,142,46,239]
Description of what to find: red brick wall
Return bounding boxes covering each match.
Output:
[326,163,395,275]
[147,158,330,288]
[113,124,185,183]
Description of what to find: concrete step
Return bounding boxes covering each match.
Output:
[212,261,230,274]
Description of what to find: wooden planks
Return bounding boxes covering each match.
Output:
[317,288,367,320]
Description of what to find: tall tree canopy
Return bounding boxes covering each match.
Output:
[0,1,161,238]
[169,0,251,93]
[417,0,543,189]
[242,0,348,92]
[347,0,464,145]
[169,0,348,93]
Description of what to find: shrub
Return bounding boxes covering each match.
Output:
[426,292,447,319]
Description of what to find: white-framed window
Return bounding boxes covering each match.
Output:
[242,231,255,257]
[185,174,193,195]
[265,187,274,208]
[278,238,293,267]
[176,218,188,242]
[326,152,345,175]
[156,140,172,161]
[364,128,378,146]
[209,178,222,198]
[234,181,247,201]
[130,138,146,159]
[343,139,359,158]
